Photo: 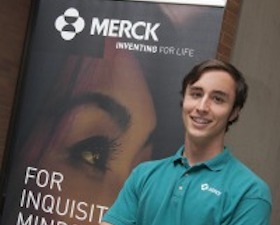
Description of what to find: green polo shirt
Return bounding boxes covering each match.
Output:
[102,146,272,225]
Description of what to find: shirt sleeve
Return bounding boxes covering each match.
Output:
[102,167,141,225]
[225,198,272,225]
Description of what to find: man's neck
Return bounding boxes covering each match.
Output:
[183,137,224,166]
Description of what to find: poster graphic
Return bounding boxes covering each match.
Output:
[0,0,224,224]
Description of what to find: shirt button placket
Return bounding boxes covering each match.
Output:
[176,172,189,196]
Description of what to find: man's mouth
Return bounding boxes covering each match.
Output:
[191,116,211,125]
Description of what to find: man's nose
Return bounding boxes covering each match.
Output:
[196,97,210,113]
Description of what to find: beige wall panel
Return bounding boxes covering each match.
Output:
[228,1,280,224]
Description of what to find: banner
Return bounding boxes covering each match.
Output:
[130,0,227,7]
[0,0,225,224]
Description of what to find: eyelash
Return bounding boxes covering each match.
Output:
[67,136,120,172]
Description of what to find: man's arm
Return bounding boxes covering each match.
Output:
[226,198,271,225]
[101,166,142,224]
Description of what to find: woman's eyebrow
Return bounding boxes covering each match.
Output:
[93,93,131,131]
[55,93,131,131]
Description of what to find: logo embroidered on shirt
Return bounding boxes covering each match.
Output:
[201,183,222,196]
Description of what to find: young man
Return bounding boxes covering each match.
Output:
[101,59,272,225]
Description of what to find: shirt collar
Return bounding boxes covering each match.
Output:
[173,145,185,163]
[204,147,232,171]
[173,145,232,171]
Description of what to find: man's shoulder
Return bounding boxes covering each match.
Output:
[128,154,175,184]
[135,154,174,172]
[228,155,268,185]
[226,155,272,204]
[124,154,178,197]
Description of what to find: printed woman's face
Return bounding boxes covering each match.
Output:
[30,42,156,224]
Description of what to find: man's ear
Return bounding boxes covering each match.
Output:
[229,107,240,123]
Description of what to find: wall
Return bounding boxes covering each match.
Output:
[217,0,241,61]
[227,0,280,224]
[0,0,31,168]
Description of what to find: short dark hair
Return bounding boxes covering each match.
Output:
[180,59,248,131]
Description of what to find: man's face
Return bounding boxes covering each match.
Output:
[182,70,237,144]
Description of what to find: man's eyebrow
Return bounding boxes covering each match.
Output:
[212,90,229,98]
[55,93,131,131]
[187,86,202,92]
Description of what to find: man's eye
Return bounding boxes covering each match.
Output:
[67,136,120,172]
[213,96,225,104]
[190,92,202,98]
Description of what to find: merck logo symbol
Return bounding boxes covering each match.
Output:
[201,183,222,196]
[55,8,85,41]
[201,183,210,191]
[54,8,160,42]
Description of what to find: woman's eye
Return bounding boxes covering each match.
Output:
[67,136,120,172]
[81,151,100,165]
